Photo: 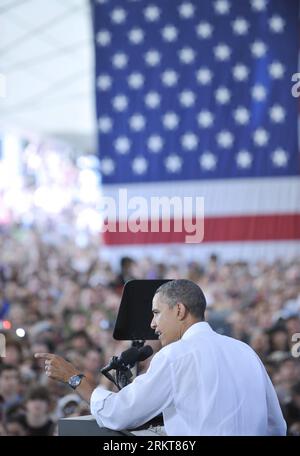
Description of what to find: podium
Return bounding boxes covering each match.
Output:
[58,415,134,436]
[58,415,165,436]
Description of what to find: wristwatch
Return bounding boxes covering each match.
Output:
[68,374,85,390]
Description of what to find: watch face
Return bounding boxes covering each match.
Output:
[69,375,82,389]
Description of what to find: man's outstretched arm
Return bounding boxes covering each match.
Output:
[35,350,172,431]
[34,353,95,403]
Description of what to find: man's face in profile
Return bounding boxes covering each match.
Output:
[150,293,181,347]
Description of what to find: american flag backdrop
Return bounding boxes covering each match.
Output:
[91,0,300,260]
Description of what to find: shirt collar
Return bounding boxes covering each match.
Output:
[182,321,213,340]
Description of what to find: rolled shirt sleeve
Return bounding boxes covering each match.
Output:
[90,350,173,431]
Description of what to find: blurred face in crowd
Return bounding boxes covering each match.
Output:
[289,422,300,436]
[250,331,270,354]
[279,359,299,384]
[84,350,102,374]
[70,335,90,353]
[285,317,300,335]
[271,330,289,351]
[151,293,185,347]
[9,305,25,326]
[26,399,49,420]
[62,401,79,417]
[0,368,19,396]
[70,313,87,332]
[5,344,22,365]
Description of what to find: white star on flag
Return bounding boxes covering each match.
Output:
[217,130,234,148]
[251,41,267,58]
[197,110,214,128]
[269,61,285,79]
[163,112,180,130]
[161,25,178,42]
[236,151,252,169]
[129,114,146,131]
[128,28,144,44]
[214,0,231,15]
[178,2,195,19]
[97,74,112,91]
[114,136,131,154]
[147,135,164,153]
[269,105,286,123]
[145,92,161,109]
[128,73,144,89]
[132,157,148,174]
[271,148,288,167]
[232,64,249,81]
[112,53,128,69]
[145,50,161,66]
[199,152,217,170]
[165,155,183,173]
[232,17,249,35]
[196,68,213,85]
[101,158,115,175]
[181,132,198,150]
[253,128,269,147]
[269,15,285,33]
[161,70,178,87]
[196,22,213,39]
[96,30,111,46]
[233,107,250,125]
[252,85,267,102]
[112,95,128,112]
[144,5,161,22]
[179,47,196,64]
[98,116,113,133]
[214,43,231,61]
[215,87,231,104]
[179,90,196,107]
[111,8,126,24]
[251,0,267,12]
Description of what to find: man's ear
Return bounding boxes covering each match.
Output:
[177,302,187,320]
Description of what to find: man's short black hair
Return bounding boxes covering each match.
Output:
[155,279,206,320]
[26,386,50,404]
[120,256,135,269]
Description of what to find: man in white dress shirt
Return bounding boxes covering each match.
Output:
[35,279,286,436]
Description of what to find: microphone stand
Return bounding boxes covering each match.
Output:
[101,356,134,390]
[131,340,145,378]
[101,340,146,390]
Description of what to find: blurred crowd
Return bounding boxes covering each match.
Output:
[0,133,299,436]
[0,221,299,436]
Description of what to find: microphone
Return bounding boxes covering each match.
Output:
[137,345,153,362]
[120,345,154,367]
[101,347,139,373]
[119,347,140,368]
[100,345,154,390]
[117,345,153,368]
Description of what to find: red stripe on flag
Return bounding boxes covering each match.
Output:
[103,214,300,245]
